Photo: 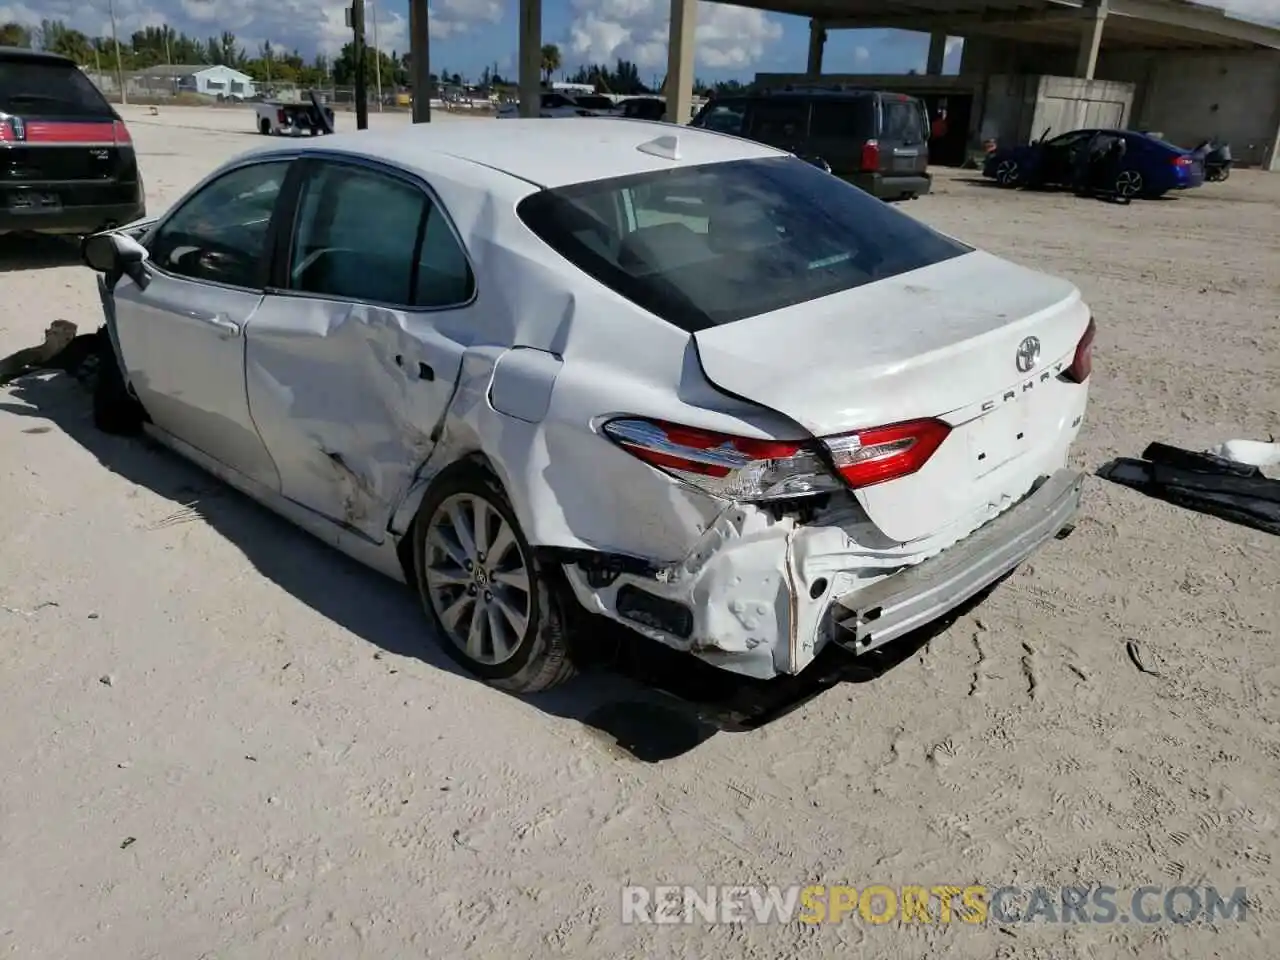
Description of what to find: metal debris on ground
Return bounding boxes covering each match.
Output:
[1126,639,1161,676]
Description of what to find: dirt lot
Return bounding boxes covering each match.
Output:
[1,105,1277,959]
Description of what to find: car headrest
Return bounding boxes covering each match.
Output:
[616,222,706,273]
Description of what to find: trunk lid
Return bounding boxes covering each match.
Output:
[693,250,1092,542]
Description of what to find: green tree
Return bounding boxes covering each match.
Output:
[540,43,560,82]
[0,22,33,47]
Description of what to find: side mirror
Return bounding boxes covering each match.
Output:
[81,231,150,289]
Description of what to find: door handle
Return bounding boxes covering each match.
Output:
[190,310,241,338]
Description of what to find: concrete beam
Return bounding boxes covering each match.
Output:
[664,0,697,124]
[518,0,542,119]
[926,30,946,74]
[1110,0,1280,50]
[409,0,430,122]
[807,19,827,74]
[1076,0,1108,79]
[824,8,1085,32]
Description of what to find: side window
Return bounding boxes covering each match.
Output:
[693,101,746,135]
[882,99,925,145]
[148,161,288,288]
[289,162,426,305]
[747,100,810,143]
[415,208,475,308]
[543,94,568,109]
[809,99,875,139]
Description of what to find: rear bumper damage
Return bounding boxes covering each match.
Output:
[562,468,1084,680]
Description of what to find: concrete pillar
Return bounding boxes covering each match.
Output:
[1075,0,1108,80]
[409,0,430,122]
[664,0,696,124]
[926,31,946,76]
[807,20,827,76]
[518,0,542,119]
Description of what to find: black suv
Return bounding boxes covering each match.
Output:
[0,47,145,235]
[690,86,932,201]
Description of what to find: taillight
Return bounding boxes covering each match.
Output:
[1063,317,1097,384]
[1172,155,1193,167]
[277,109,287,124]
[602,418,841,502]
[112,120,131,143]
[860,139,880,172]
[824,419,951,490]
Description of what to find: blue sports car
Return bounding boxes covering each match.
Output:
[983,128,1205,199]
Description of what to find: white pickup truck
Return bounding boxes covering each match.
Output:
[253,99,335,136]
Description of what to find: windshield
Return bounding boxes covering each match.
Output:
[0,60,115,117]
[517,156,971,332]
[574,95,614,110]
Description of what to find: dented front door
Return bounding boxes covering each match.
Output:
[243,297,465,541]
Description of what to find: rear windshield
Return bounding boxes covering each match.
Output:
[517,156,971,332]
[574,95,615,110]
[0,59,115,117]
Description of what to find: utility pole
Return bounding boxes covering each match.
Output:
[108,0,126,105]
[348,0,369,129]
[370,0,383,111]
[409,0,431,122]
[164,27,171,65]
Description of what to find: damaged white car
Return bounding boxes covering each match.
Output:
[81,119,1095,692]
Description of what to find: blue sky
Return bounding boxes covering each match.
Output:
[0,0,963,83]
[5,0,1271,85]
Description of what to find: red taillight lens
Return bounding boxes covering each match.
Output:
[1172,155,1193,167]
[860,139,880,172]
[277,109,287,124]
[602,418,842,501]
[112,120,131,144]
[824,419,951,490]
[1063,317,1096,384]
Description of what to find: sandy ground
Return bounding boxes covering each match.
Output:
[1,105,1278,959]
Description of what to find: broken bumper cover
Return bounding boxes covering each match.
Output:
[832,468,1084,654]
[562,467,1085,682]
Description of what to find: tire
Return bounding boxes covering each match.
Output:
[259,118,271,135]
[995,159,1021,187]
[1114,169,1143,199]
[411,465,576,693]
[1218,166,1230,182]
[92,327,146,435]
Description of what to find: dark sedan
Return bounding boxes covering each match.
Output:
[983,128,1204,199]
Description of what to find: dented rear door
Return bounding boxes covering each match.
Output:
[243,156,476,542]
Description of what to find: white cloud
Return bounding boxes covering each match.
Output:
[567,0,784,71]
[0,0,503,55]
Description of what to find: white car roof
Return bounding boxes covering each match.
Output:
[285,118,787,189]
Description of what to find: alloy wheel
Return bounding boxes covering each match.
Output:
[1115,169,1143,198]
[421,492,532,666]
[996,159,1020,186]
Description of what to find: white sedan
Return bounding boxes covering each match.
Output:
[81,119,1095,693]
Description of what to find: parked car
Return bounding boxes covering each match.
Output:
[81,118,1092,693]
[984,128,1205,199]
[0,46,145,236]
[495,91,594,119]
[689,86,932,201]
[619,96,668,121]
[570,93,621,117]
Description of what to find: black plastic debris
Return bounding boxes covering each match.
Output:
[1097,442,1280,536]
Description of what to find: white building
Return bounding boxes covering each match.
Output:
[131,64,257,100]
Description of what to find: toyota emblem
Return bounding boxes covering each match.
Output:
[1015,336,1041,373]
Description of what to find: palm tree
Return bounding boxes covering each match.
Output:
[540,44,561,83]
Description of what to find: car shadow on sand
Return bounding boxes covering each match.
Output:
[1,372,982,761]
[0,235,82,273]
